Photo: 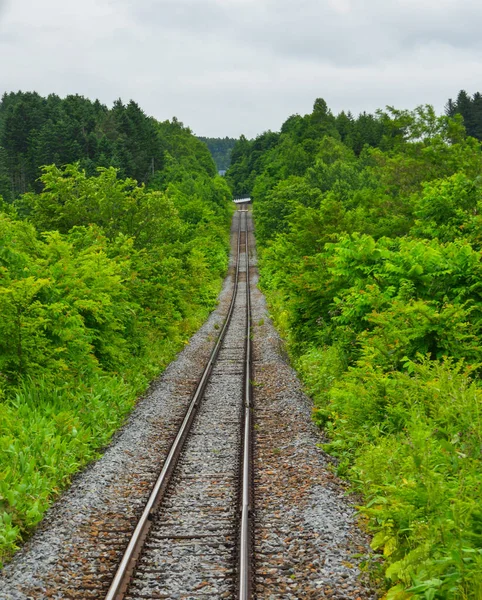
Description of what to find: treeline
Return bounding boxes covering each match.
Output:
[0,91,215,200]
[197,88,482,180]
[227,99,393,196]
[446,89,482,140]
[197,136,237,171]
[0,92,232,563]
[227,91,482,198]
[228,99,482,596]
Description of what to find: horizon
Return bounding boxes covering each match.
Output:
[0,87,465,142]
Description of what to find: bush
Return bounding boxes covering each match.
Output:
[318,359,482,598]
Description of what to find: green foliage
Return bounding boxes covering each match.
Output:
[410,173,482,243]
[0,375,137,559]
[226,97,394,197]
[226,131,280,195]
[0,92,217,199]
[19,164,183,243]
[0,125,231,562]
[446,90,482,141]
[249,97,482,597]
[322,360,482,598]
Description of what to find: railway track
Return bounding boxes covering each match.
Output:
[105,207,253,600]
[1,206,373,600]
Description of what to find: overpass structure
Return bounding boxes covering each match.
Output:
[233,197,251,204]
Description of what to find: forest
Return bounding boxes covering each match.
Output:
[227,92,482,598]
[0,92,232,563]
[197,136,237,171]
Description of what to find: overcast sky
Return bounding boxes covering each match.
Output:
[1,0,481,138]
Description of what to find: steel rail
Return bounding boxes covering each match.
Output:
[238,207,253,600]
[105,210,244,600]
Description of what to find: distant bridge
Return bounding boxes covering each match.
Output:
[233,197,251,204]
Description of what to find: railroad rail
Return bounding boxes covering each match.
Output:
[105,208,253,600]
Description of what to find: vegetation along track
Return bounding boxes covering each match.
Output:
[106,207,254,599]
